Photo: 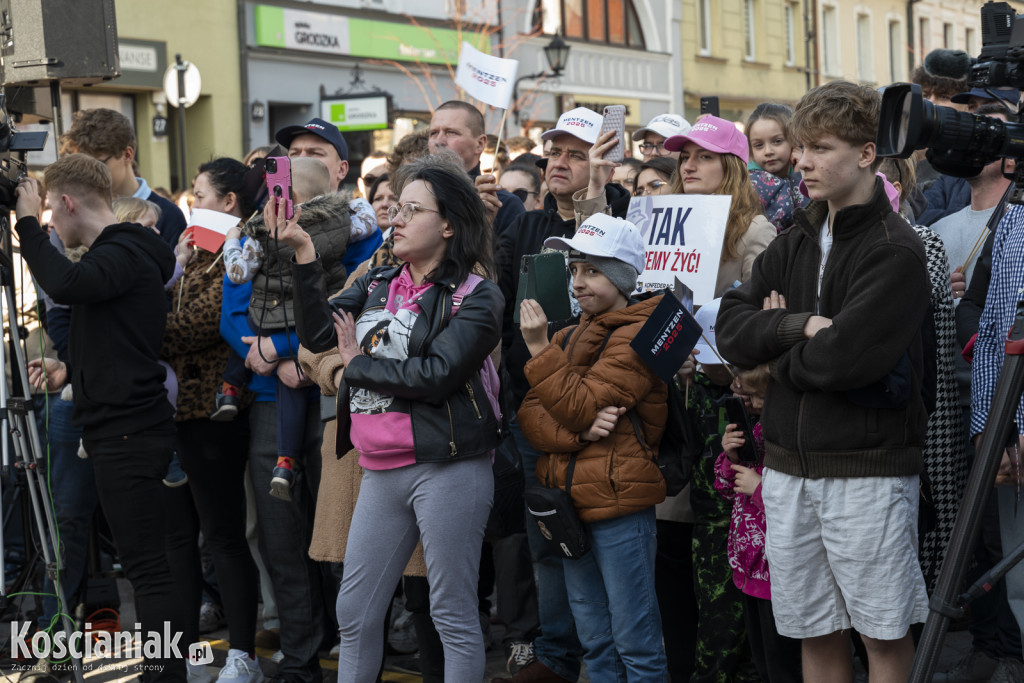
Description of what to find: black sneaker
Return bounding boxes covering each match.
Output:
[269,464,295,501]
[211,388,240,422]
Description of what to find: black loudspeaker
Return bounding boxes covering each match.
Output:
[0,0,119,86]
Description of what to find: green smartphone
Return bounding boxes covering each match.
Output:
[513,252,572,324]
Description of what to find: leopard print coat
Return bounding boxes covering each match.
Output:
[161,248,239,422]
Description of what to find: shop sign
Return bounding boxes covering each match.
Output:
[321,96,389,132]
[254,5,487,65]
[112,39,166,89]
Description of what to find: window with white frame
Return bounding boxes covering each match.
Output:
[698,0,711,55]
[919,17,930,62]
[857,13,873,82]
[785,3,797,66]
[532,0,644,47]
[744,0,756,60]
[889,20,903,83]
[823,5,839,76]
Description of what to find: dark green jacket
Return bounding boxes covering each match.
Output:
[245,193,352,331]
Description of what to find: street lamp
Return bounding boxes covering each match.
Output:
[513,35,571,125]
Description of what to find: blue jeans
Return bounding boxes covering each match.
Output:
[562,507,666,683]
[513,419,583,680]
[38,395,96,627]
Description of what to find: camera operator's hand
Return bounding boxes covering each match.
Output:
[28,358,67,392]
[15,176,42,222]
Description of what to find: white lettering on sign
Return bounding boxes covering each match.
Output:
[119,45,158,72]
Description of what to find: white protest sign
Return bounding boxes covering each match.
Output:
[454,42,519,109]
[628,194,732,305]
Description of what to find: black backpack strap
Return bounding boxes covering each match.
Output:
[626,410,654,458]
[560,325,577,350]
[565,452,579,496]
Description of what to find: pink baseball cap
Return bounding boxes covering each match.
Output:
[664,115,749,164]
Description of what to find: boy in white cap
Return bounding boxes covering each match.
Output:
[494,107,636,683]
[633,113,692,161]
[517,212,669,680]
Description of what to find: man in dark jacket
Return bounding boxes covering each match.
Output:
[493,106,631,683]
[15,155,184,682]
[61,108,186,248]
[428,100,526,234]
[715,82,931,683]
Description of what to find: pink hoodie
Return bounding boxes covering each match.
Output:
[713,421,772,600]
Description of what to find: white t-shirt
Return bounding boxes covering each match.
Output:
[817,215,833,312]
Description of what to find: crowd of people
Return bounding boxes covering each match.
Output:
[9,43,1024,683]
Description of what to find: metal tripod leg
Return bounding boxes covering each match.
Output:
[0,244,84,683]
[911,300,1024,682]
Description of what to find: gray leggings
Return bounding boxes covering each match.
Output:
[337,455,494,683]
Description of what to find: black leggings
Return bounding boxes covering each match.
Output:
[174,416,259,653]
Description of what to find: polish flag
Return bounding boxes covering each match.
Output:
[188,208,241,253]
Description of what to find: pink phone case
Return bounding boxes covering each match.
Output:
[265,156,294,220]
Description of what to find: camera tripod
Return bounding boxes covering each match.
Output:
[911,299,1024,681]
[0,219,83,683]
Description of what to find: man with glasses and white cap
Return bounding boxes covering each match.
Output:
[492,106,634,683]
[633,113,691,161]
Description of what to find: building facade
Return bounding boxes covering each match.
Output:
[679,0,812,124]
[508,0,684,145]
[23,0,244,191]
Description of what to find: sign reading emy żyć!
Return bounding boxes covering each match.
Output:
[627,194,731,305]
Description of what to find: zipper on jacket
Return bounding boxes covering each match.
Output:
[446,400,457,457]
[796,393,809,477]
[466,382,483,419]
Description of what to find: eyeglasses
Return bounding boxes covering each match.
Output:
[634,179,668,196]
[638,142,666,154]
[511,188,539,203]
[387,202,440,226]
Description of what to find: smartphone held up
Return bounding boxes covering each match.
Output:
[265,156,294,220]
[599,105,626,163]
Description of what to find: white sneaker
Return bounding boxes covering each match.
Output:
[187,660,213,683]
[216,649,264,683]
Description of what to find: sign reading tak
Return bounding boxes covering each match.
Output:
[627,194,731,305]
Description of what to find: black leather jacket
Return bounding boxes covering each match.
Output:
[293,259,503,463]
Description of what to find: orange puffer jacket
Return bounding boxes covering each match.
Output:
[519,295,668,523]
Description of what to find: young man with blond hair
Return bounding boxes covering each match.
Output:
[15,154,185,682]
[716,81,932,683]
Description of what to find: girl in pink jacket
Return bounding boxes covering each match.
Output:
[714,368,802,683]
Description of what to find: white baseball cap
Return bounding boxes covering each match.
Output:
[632,113,691,141]
[541,107,604,145]
[693,298,722,362]
[543,213,646,273]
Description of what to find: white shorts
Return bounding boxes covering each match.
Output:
[761,468,929,640]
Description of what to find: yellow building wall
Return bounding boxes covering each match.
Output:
[680,0,812,126]
[818,0,1024,88]
[114,0,243,190]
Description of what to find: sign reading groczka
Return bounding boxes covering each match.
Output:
[626,194,731,306]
